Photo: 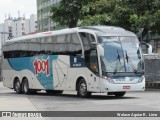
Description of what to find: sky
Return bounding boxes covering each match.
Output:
[0,0,37,23]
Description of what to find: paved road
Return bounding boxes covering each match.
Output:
[0,82,160,120]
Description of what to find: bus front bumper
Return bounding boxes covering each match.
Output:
[100,77,145,93]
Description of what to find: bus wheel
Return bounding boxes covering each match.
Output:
[77,79,91,98]
[14,80,22,94]
[114,92,126,97]
[22,78,30,94]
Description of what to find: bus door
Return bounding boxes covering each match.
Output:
[79,32,100,92]
[87,49,100,92]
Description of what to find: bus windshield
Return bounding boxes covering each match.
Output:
[99,36,144,75]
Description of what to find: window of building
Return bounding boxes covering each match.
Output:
[41,3,44,9]
[48,1,50,6]
[48,12,50,17]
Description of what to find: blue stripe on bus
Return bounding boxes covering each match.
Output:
[8,55,58,90]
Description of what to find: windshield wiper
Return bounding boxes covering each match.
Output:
[125,51,129,63]
[114,50,121,74]
[125,50,137,74]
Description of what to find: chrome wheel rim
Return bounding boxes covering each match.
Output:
[15,82,20,91]
[24,82,28,92]
[80,83,87,96]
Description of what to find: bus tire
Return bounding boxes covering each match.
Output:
[14,79,22,94]
[22,78,30,94]
[77,79,91,98]
[114,92,126,97]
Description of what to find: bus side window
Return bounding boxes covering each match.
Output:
[90,34,96,42]
[85,49,99,74]
[79,32,99,74]
[54,34,68,55]
[69,33,82,56]
[79,33,92,51]
[79,32,96,51]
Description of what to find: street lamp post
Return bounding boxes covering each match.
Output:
[0,32,14,46]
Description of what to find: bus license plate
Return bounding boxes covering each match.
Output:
[123,86,130,89]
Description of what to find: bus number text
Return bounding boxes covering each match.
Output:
[33,57,50,76]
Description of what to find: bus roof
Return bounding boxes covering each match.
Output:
[5,28,75,43]
[4,25,137,44]
[78,26,137,37]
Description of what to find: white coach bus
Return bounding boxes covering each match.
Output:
[2,26,146,97]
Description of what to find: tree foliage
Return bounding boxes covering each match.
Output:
[80,0,160,36]
[51,0,92,28]
[51,0,160,38]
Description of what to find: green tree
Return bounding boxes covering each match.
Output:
[80,0,115,26]
[80,0,160,37]
[51,0,93,28]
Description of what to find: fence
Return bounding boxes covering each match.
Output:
[145,59,160,88]
[0,61,1,82]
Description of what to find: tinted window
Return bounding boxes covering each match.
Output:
[68,33,82,56]
[79,33,96,51]
[85,49,99,74]
[79,32,99,74]
[3,33,83,58]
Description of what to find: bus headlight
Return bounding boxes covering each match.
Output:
[102,76,114,83]
[137,76,145,83]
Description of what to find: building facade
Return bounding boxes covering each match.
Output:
[37,0,64,32]
[0,19,13,45]
[25,14,38,34]
[0,14,37,48]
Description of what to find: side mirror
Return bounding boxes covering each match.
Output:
[147,44,152,54]
[97,44,104,57]
[140,42,152,54]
